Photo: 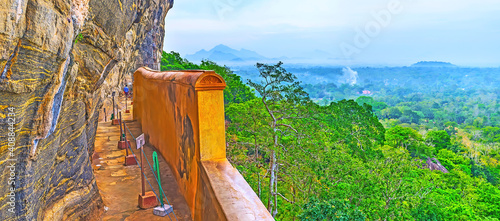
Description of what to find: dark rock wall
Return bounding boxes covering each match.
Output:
[0,0,172,220]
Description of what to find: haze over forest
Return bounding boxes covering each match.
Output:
[164,0,500,67]
[159,0,500,220]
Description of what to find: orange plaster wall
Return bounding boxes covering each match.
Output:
[133,67,273,220]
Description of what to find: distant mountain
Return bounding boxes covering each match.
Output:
[186,44,268,63]
[411,61,457,67]
[185,45,343,65]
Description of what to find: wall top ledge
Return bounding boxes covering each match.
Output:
[135,67,226,91]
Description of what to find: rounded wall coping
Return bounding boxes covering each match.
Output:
[135,67,226,91]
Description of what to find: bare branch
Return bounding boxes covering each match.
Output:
[277,192,294,204]
[276,124,298,133]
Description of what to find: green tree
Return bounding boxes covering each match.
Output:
[386,126,434,158]
[423,108,435,119]
[388,107,402,119]
[426,130,452,151]
[160,51,200,70]
[226,99,270,163]
[355,96,374,106]
[247,61,310,217]
[299,199,366,221]
[367,146,432,220]
[160,51,256,105]
[199,60,256,104]
[403,109,421,124]
[319,100,385,159]
[482,126,500,142]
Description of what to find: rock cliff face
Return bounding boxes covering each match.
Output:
[0,0,172,220]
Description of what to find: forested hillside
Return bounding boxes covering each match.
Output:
[161,51,500,220]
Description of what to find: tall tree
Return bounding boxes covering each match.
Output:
[247,62,310,217]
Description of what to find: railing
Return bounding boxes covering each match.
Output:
[133,67,273,220]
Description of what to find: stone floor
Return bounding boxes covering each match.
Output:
[93,102,193,221]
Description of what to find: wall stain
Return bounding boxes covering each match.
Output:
[178,115,194,179]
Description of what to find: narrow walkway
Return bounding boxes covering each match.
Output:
[93,102,192,221]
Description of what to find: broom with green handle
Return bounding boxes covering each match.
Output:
[152,151,164,207]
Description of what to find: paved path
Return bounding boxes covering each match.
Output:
[93,103,192,221]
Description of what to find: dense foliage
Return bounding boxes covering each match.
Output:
[160,51,256,104]
[161,52,500,220]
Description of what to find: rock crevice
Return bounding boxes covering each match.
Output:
[0,0,172,220]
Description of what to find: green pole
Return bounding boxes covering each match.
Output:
[152,151,164,207]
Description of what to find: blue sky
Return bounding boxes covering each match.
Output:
[163,0,500,66]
